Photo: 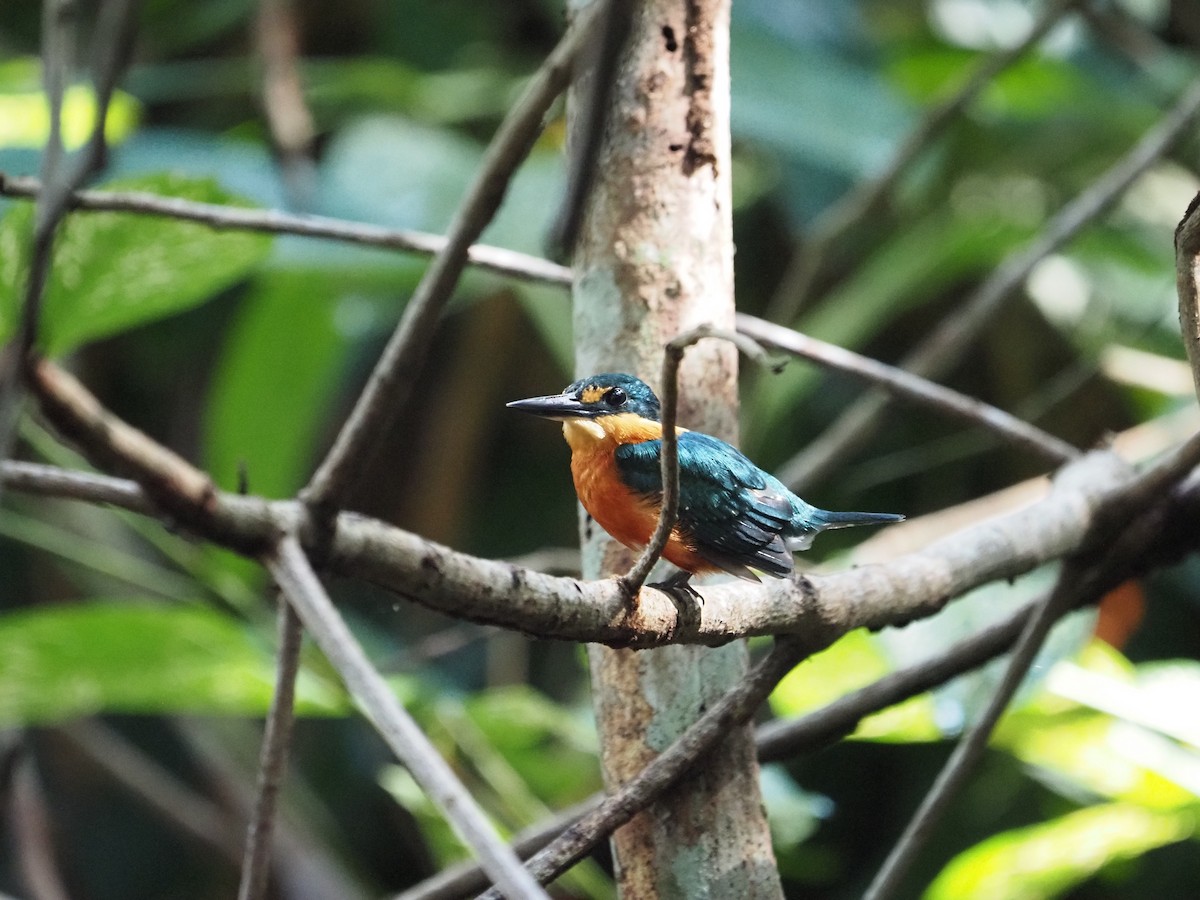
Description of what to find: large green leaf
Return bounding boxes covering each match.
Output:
[925,802,1195,900]
[0,601,345,723]
[204,268,354,497]
[0,172,272,355]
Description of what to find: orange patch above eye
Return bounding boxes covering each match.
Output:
[580,385,608,404]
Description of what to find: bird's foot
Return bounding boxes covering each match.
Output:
[650,570,704,607]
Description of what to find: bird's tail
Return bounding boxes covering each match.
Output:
[785,508,904,551]
[812,509,905,531]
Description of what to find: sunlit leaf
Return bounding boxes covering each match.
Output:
[0,172,272,355]
[0,83,140,149]
[0,601,345,724]
[769,628,940,742]
[464,685,601,804]
[925,803,1195,900]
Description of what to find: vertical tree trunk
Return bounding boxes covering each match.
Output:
[570,0,783,896]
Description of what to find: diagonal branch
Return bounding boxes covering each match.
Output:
[620,325,770,597]
[0,0,139,499]
[777,74,1200,493]
[400,595,1037,900]
[236,598,303,900]
[863,426,1200,900]
[767,0,1088,322]
[475,635,811,900]
[736,314,1079,465]
[19,357,1200,648]
[300,3,603,514]
[265,534,550,900]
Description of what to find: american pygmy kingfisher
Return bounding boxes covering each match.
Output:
[508,373,903,589]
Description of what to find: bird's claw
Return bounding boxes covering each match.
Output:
[650,571,703,606]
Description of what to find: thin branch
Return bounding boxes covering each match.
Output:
[19,358,1200,648]
[396,799,603,900]
[1175,191,1200,403]
[301,3,603,513]
[265,534,550,900]
[62,720,243,861]
[236,599,303,900]
[0,173,573,287]
[256,0,317,207]
[11,754,69,900]
[0,0,139,498]
[863,580,1078,900]
[736,314,1079,466]
[544,0,633,258]
[778,74,1200,492]
[475,635,812,900]
[400,596,1036,900]
[863,428,1200,900]
[620,326,772,597]
[0,460,153,511]
[766,0,1087,322]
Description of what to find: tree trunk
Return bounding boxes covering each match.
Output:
[569,0,783,896]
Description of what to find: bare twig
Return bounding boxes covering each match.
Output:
[256,0,317,207]
[11,753,69,900]
[619,326,769,597]
[1175,192,1200,402]
[778,74,1200,492]
[396,799,603,900]
[62,720,243,861]
[19,357,1200,647]
[767,0,1087,322]
[0,460,152,511]
[736,314,1079,465]
[301,3,603,514]
[863,428,1200,900]
[0,0,139,496]
[0,173,574,287]
[545,0,633,258]
[236,599,303,900]
[265,534,550,900]
[400,596,1036,900]
[476,635,811,899]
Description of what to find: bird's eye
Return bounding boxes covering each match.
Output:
[603,387,627,407]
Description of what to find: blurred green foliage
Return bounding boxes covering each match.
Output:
[0,0,1198,897]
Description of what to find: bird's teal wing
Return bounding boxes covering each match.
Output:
[614,432,795,579]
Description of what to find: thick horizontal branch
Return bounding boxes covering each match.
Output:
[0,172,573,288]
[8,357,1181,647]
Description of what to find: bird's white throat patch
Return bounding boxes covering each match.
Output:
[562,418,607,446]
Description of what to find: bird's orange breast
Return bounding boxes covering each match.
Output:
[562,414,716,575]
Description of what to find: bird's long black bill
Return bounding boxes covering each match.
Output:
[506,393,590,420]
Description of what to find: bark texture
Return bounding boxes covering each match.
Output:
[569,0,782,896]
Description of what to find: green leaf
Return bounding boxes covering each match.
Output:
[464,685,601,804]
[925,802,1195,900]
[204,269,352,497]
[769,628,940,743]
[0,601,345,724]
[0,172,273,355]
[731,24,912,178]
[0,81,140,149]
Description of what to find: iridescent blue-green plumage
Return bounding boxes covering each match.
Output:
[507,373,903,582]
[615,431,902,580]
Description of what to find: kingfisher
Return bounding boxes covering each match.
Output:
[508,373,903,591]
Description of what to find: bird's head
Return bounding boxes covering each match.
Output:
[507,374,667,447]
[507,373,662,422]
